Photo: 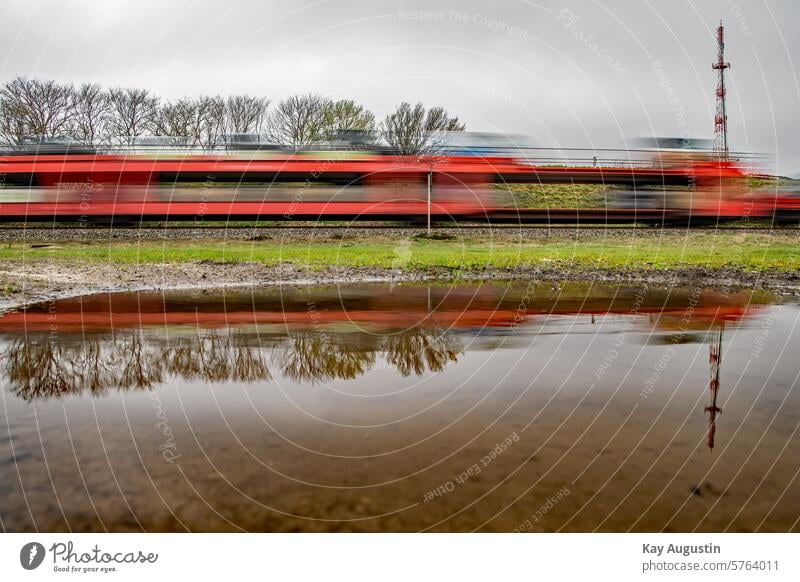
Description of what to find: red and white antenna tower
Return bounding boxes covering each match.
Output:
[712,20,731,158]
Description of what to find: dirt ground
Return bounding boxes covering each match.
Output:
[1,258,799,312]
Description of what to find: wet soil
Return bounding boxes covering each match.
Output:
[1,258,799,313]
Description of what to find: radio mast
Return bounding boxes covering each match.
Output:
[712,21,731,158]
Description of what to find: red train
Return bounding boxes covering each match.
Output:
[0,150,795,224]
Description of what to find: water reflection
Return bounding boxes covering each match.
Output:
[3,282,798,532]
[0,284,769,455]
[0,284,765,398]
[1,333,273,399]
[0,326,470,399]
[706,325,723,451]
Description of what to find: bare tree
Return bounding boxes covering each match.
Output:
[265,93,331,149]
[156,98,197,145]
[0,77,471,157]
[381,102,466,156]
[107,87,159,146]
[196,95,226,149]
[225,95,269,135]
[0,76,75,143]
[70,83,111,147]
[156,96,226,149]
[323,99,376,142]
[0,99,27,145]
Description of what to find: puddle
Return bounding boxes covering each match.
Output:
[0,282,798,532]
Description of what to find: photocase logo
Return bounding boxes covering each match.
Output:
[15,539,159,573]
[19,542,46,570]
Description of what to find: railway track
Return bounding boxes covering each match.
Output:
[1,224,798,230]
[1,224,799,245]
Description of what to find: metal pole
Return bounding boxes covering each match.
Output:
[427,166,432,234]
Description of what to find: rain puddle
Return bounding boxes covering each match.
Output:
[1,281,798,532]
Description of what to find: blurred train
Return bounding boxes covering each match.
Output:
[0,135,797,225]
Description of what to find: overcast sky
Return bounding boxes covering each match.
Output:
[1,0,798,174]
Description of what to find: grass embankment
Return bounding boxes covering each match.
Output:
[497,184,607,208]
[496,177,798,209]
[3,232,800,273]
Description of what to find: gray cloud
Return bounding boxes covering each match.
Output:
[1,0,797,174]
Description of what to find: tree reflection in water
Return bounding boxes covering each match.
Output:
[0,283,764,401]
[0,325,464,400]
[2,331,273,400]
[383,328,461,376]
[5,338,79,400]
[164,334,272,384]
[273,334,376,383]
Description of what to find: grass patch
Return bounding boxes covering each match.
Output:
[1,232,799,272]
[496,183,607,209]
[747,176,800,190]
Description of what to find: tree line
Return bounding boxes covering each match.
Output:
[0,76,465,154]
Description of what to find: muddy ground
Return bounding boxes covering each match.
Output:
[1,225,799,309]
[2,258,799,313]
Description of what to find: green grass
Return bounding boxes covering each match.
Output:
[497,178,800,209]
[747,176,799,190]
[496,183,607,208]
[2,232,800,272]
